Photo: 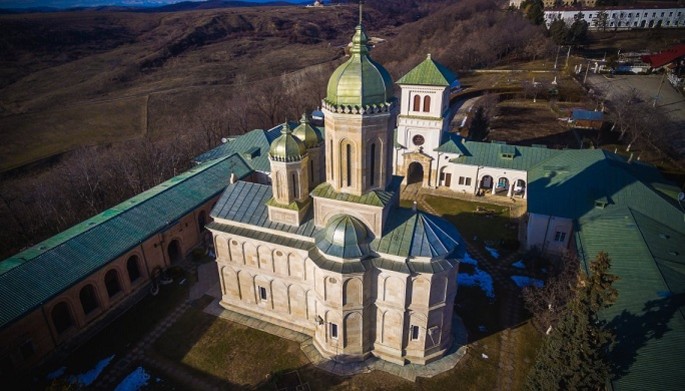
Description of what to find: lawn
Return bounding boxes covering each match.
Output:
[422,195,519,256]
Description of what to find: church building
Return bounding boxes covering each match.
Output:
[208,20,465,365]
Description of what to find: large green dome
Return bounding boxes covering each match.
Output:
[269,122,306,162]
[325,24,393,109]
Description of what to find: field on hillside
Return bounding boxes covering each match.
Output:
[0,5,365,172]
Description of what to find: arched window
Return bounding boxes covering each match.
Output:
[79,285,99,315]
[127,256,141,283]
[104,269,121,298]
[346,144,352,187]
[51,302,73,334]
[413,94,421,111]
[423,95,431,112]
[369,143,376,186]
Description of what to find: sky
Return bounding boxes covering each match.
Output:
[0,0,301,9]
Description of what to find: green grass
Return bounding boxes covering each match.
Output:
[153,308,308,388]
[423,195,518,255]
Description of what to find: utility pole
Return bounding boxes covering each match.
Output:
[583,60,591,84]
[554,46,561,69]
[653,71,666,108]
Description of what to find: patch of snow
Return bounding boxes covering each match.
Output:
[458,268,495,299]
[485,246,499,259]
[511,276,544,289]
[481,353,489,359]
[68,354,114,387]
[461,251,478,265]
[114,366,150,391]
[46,366,67,380]
[512,260,525,269]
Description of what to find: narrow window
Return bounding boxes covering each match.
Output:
[79,285,99,315]
[411,325,420,341]
[554,231,566,242]
[309,160,314,186]
[370,143,376,186]
[292,173,299,199]
[465,178,472,186]
[259,286,268,301]
[105,270,121,298]
[51,302,73,334]
[127,256,140,283]
[330,323,338,339]
[412,94,421,111]
[346,144,352,187]
[423,95,431,112]
[458,176,465,185]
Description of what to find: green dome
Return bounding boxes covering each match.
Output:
[325,24,393,108]
[316,214,371,259]
[269,122,306,162]
[292,113,322,148]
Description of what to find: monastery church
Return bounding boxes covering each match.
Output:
[208,19,465,365]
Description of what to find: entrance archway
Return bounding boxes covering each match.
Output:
[407,162,424,185]
[495,177,510,195]
[480,175,493,190]
[168,240,183,264]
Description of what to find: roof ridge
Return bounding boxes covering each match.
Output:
[1,155,232,269]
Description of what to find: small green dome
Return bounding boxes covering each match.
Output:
[316,214,371,259]
[269,122,306,162]
[325,24,393,108]
[292,113,322,148]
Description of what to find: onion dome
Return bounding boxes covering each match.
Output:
[292,113,322,148]
[325,24,393,108]
[316,214,371,259]
[269,122,306,162]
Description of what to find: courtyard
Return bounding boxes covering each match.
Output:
[40,192,544,390]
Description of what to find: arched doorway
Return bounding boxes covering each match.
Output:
[79,284,99,315]
[104,269,122,298]
[51,302,73,335]
[513,179,526,197]
[168,240,183,264]
[127,255,141,283]
[496,177,510,195]
[407,162,424,185]
[480,175,493,192]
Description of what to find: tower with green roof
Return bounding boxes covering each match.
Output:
[267,122,311,226]
[394,54,460,188]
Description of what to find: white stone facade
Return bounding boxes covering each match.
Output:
[544,6,685,30]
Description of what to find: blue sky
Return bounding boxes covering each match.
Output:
[0,0,301,9]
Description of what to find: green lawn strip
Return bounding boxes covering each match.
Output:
[510,321,542,389]
[422,195,518,255]
[153,307,308,387]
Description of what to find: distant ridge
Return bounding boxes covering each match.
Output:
[0,0,306,14]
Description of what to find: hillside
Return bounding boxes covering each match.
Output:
[0,1,435,173]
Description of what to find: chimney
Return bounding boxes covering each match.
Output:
[229,172,237,184]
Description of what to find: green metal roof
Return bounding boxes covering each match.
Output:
[310,178,400,207]
[194,126,282,172]
[575,208,685,391]
[434,133,468,154]
[325,24,394,108]
[396,54,458,87]
[372,208,464,258]
[210,181,318,237]
[0,154,253,329]
[450,140,559,171]
[529,148,685,390]
[315,214,371,259]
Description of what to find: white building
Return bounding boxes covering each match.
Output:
[544,5,685,30]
